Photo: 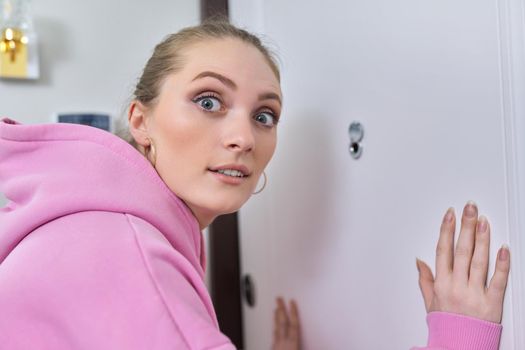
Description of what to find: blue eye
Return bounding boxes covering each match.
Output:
[194,96,222,112]
[255,112,277,127]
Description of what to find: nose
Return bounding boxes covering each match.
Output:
[222,112,255,153]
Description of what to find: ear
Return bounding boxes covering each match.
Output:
[128,101,151,147]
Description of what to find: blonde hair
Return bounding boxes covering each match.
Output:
[118,20,280,148]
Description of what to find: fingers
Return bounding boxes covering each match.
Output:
[469,216,490,288]
[435,207,455,279]
[488,246,511,302]
[452,201,478,283]
[429,203,510,323]
[288,300,300,342]
[416,258,435,312]
[273,297,289,341]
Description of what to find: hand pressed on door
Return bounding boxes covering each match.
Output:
[416,201,511,323]
[272,297,301,350]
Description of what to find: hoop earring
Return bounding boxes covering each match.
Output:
[253,171,267,195]
[145,138,157,168]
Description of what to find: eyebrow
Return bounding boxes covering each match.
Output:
[192,71,237,90]
[259,92,282,107]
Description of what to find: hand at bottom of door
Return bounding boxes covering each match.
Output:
[272,297,301,350]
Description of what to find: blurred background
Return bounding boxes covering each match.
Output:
[1,0,525,349]
[0,0,199,204]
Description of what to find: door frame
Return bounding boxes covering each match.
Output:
[497,0,525,347]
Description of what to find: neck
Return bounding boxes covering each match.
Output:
[186,204,216,230]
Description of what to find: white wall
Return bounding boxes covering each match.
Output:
[0,0,200,207]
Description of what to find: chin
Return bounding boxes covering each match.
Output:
[188,191,251,219]
[209,195,249,215]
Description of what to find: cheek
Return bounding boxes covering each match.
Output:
[257,133,277,167]
[156,105,210,150]
[153,107,215,181]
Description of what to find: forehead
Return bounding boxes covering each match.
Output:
[177,38,281,93]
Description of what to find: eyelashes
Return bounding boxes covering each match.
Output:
[191,91,280,128]
[192,92,224,112]
[255,111,278,127]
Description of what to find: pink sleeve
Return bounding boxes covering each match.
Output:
[412,312,502,350]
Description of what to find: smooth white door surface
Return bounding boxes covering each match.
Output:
[231,1,524,349]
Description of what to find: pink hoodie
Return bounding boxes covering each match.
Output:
[0,118,234,349]
[0,119,502,349]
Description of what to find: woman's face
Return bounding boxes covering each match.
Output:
[133,38,282,229]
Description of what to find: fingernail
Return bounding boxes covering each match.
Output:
[416,258,421,272]
[499,245,510,261]
[444,208,454,223]
[465,201,477,218]
[477,216,487,233]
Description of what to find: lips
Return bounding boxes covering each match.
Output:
[215,169,246,177]
[208,164,251,177]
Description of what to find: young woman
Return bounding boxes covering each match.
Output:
[0,21,510,350]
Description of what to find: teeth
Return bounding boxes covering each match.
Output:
[217,169,245,177]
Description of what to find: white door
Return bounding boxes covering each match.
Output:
[231,1,524,349]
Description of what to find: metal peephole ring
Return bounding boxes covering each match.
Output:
[348,122,364,159]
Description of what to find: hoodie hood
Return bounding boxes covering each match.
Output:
[0,118,205,277]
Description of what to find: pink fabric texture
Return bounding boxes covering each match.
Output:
[0,119,235,349]
[413,312,502,350]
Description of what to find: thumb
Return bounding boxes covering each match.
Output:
[416,258,434,312]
